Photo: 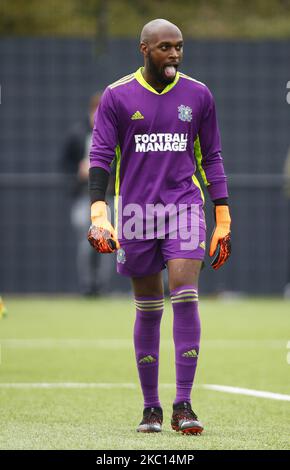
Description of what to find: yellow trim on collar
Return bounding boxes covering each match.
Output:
[134,67,180,95]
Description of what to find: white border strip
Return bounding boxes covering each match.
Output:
[202,384,290,402]
[0,339,285,349]
[0,383,138,389]
[0,382,289,401]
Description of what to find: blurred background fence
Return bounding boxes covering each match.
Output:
[0,27,290,295]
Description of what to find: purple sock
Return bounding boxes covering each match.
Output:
[134,295,164,409]
[170,285,201,405]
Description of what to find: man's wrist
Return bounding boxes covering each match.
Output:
[213,197,228,206]
[91,200,107,219]
[89,166,110,204]
[215,205,231,226]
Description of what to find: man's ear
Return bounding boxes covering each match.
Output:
[140,42,148,56]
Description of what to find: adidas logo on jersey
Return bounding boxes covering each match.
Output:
[131,111,144,120]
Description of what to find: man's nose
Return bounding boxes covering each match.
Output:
[168,47,179,59]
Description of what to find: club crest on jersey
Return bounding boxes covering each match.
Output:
[117,248,126,264]
[178,105,192,122]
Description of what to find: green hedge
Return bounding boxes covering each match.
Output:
[1,0,290,38]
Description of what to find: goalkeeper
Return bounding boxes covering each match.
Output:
[88,19,231,435]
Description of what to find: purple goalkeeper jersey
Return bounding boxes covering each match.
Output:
[90,67,228,215]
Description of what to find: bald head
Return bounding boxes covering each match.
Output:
[140,19,182,45]
[139,19,183,88]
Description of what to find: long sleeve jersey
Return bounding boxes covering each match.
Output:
[90,67,228,212]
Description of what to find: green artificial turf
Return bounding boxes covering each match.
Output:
[0,297,289,450]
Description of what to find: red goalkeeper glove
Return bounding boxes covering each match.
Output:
[88,201,120,253]
[209,205,231,270]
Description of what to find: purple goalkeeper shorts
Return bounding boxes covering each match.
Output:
[116,206,206,278]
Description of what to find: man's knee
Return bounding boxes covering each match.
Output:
[167,259,202,291]
[132,272,164,297]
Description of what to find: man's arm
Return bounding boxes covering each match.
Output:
[88,88,120,253]
[196,86,231,270]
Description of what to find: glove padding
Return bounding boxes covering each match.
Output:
[88,201,120,253]
[88,225,119,253]
[209,205,231,270]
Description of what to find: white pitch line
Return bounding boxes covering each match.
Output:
[0,339,285,349]
[0,382,289,401]
[0,339,134,349]
[0,383,138,389]
[0,382,168,390]
[202,384,290,402]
